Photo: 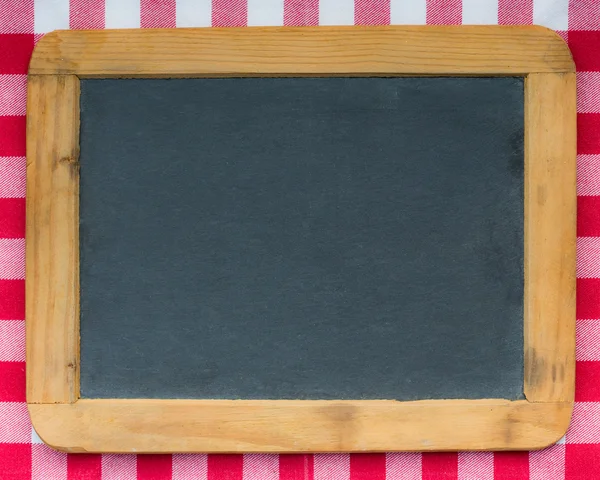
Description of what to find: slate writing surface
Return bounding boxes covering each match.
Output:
[79,77,524,400]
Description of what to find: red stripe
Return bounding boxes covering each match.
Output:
[569,31,600,72]
[283,0,318,26]
[350,454,385,480]
[576,361,600,401]
[355,0,390,25]
[578,196,600,237]
[207,455,243,480]
[579,114,600,155]
[0,198,25,238]
[566,444,600,478]
[0,280,24,319]
[279,454,314,480]
[141,0,176,28]
[137,455,172,480]
[0,361,25,401]
[422,453,458,480]
[426,0,461,25]
[0,444,31,479]
[67,454,101,480]
[0,34,34,74]
[493,452,529,479]
[578,278,600,320]
[0,116,26,156]
[498,0,533,25]
[212,0,247,27]
[69,0,105,29]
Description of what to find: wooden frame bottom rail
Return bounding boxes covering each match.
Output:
[29,400,572,453]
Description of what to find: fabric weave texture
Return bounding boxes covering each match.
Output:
[1,0,599,478]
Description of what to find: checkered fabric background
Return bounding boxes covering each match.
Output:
[0,0,598,478]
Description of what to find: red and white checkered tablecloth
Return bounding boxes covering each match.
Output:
[1,0,599,479]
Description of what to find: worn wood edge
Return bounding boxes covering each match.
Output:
[26,74,81,404]
[29,25,574,77]
[523,72,577,403]
[28,399,572,453]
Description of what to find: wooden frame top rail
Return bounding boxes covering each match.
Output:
[29,26,574,77]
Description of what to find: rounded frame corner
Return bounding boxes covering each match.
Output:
[528,24,575,72]
[522,400,574,451]
[28,30,64,75]
[28,403,87,453]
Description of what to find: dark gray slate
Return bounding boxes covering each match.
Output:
[79,77,524,400]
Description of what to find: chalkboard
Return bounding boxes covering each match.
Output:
[78,77,524,401]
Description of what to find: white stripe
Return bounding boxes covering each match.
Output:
[244,454,279,480]
[577,237,600,278]
[314,453,350,480]
[577,72,600,114]
[0,403,30,443]
[390,0,426,25]
[533,0,569,30]
[576,319,600,361]
[314,454,350,480]
[0,157,26,198]
[173,454,208,480]
[105,0,140,29]
[457,452,493,480]
[0,75,27,116]
[102,454,137,480]
[578,155,600,196]
[34,0,69,34]
[530,442,565,479]
[0,320,25,362]
[248,0,284,26]
[461,0,498,25]
[319,0,354,26]
[32,444,67,480]
[386,453,421,480]
[566,403,600,444]
[0,238,24,280]
[176,0,212,27]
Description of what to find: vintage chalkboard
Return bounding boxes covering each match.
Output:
[26,26,576,453]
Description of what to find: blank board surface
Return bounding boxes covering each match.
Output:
[79,77,524,401]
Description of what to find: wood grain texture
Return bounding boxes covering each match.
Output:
[26,75,80,404]
[28,399,572,453]
[28,26,574,78]
[524,73,577,403]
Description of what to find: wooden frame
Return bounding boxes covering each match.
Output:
[26,26,576,453]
